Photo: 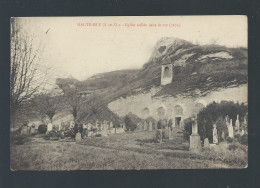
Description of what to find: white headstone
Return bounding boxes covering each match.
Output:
[228,119,234,138]
[75,132,82,142]
[235,114,240,132]
[212,124,218,144]
[204,138,210,148]
[47,123,53,132]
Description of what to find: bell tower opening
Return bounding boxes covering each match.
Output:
[161,63,173,85]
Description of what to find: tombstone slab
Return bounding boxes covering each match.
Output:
[156,129,163,143]
[228,120,234,138]
[189,116,201,152]
[212,124,218,144]
[149,121,153,131]
[75,133,82,142]
[47,123,53,132]
[169,130,173,140]
[204,138,210,148]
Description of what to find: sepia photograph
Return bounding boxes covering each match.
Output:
[10,16,248,170]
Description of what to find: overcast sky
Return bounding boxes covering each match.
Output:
[18,16,247,82]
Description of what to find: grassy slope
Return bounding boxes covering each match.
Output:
[11,129,247,170]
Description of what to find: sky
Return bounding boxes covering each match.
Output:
[17,16,247,82]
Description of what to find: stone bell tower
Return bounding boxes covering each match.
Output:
[161,62,173,86]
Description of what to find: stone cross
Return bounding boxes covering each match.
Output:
[191,115,198,135]
[212,124,218,144]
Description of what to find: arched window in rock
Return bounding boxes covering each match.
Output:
[142,108,150,117]
[157,107,166,117]
[174,105,183,116]
[195,103,205,113]
[164,66,171,78]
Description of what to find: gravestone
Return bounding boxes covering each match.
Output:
[155,122,158,130]
[87,123,92,131]
[108,121,111,130]
[156,129,163,143]
[47,122,53,132]
[75,132,82,142]
[70,121,75,129]
[104,123,108,136]
[169,130,173,140]
[143,121,147,131]
[189,115,201,152]
[30,127,35,134]
[204,138,210,148]
[95,119,99,129]
[149,121,153,131]
[228,119,234,138]
[243,116,248,134]
[222,131,225,140]
[212,124,218,144]
[110,122,113,130]
[235,114,240,132]
[21,126,29,135]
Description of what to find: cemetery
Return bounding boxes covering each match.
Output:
[10,100,248,170]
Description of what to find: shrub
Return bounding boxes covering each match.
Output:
[73,123,83,134]
[228,144,239,151]
[124,115,137,131]
[183,118,192,140]
[136,138,159,146]
[10,134,31,145]
[157,120,162,129]
[162,129,169,139]
[95,134,102,137]
[38,124,47,134]
[63,129,74,138]
[234,134,241,142]
[226,137,234,143]
[43,130,62,141]
[235,134,248,145]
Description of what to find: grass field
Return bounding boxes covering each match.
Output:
[10,128,247,170]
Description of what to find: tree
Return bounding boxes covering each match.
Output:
[183,101,248,143]
[10,18,46,127]
[64,88,86,122]
[33,87,64,123]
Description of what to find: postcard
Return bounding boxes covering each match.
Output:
[10,16,248,170]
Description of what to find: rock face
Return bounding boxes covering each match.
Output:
[55,37,247,124]
[108,84,247,121]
